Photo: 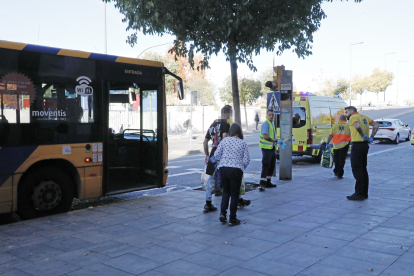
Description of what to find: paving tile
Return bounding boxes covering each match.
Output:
[216,266,270,276]
[183,232,229,246]
[184,251,242,271]
[260,247,320,267]
[93,205,130,214]
[132,244,189,264]
[141,227,186,241]
[207,243,263,260]
[87,240,138,257]
[265,224,309,236]
[308,227,362,241]
[65,263,134,276]
[298,263,374,276]
[229,236,279,252]
[335,246,400,265]
[114,233,162,248]
[158,222,203,235]
[54,248,111,267]
[156,239,208,255]
[381,252,414,276]
[138,270,169,276]
[46,237,94,252]
[293,234,349,250]
[348,238,408,256]
[8,243,65,261]
[0,268,32,276]
[319,255,388,275]
[35,228,78,240]
[76,230,114,244]
[275,241,336,258]
[322,221,372,235]
[154,260,220,276]
[359,232,414,247]
[17,259,80,276]
[241,257,306,276]
[244,229,296,244]
[105,253,162,275]
[0,252,19,265]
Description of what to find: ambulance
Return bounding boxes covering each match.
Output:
[275,92,348,161]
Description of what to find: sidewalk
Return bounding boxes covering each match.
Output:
[1,145,414,275]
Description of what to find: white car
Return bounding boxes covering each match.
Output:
[370,119,411,144]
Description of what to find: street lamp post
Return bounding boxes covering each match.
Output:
[384,52,395,101]
[104,1,107,54]
[137,42,174,58]
[350,42,363,106]
[397,60,407,106]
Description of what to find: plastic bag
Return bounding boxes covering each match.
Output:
[240,176,246,195]
[320,148,333,168]
[200,165,209,190]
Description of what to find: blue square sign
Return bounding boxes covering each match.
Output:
[267,92,280,114]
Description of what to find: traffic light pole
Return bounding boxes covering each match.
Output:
[279,70,293,180]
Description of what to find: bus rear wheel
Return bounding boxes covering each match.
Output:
[17,167,75,220]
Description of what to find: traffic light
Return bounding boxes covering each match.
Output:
[265,65,285,91]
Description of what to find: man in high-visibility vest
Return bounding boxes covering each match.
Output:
[345,106,379,201]
[326,114,351,179]
[259,110,284,191]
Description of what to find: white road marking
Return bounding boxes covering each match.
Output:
[166,166,182,169]
[368,144,409,157]
[186,168,204,171]
[251,159,262,161]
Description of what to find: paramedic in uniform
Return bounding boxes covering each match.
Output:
[259,110,283,191]
[344,106,379,200]
[326,114,351,179]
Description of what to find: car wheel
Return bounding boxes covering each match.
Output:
[17,167,75,220]
[393,133,400,144]
[406,132,411,141]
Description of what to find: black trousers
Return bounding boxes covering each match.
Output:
[333,144,349,178]
[255,121,259,129]
[261,148,276,183]
[220,167,243,219]
[350,142,369,197]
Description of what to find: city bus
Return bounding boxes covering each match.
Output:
[0,40,183,219]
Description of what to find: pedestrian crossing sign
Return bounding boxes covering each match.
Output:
[267,92,280,114]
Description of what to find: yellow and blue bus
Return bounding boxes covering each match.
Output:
[0,40,183,219]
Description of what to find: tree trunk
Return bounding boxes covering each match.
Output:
[230,55,241,124]
[244,102,248,131]
[360,93,363,111]
[376,92,379,109]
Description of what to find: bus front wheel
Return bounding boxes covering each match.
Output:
[17,167,75,220]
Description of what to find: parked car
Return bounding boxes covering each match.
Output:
[370,119,411,144]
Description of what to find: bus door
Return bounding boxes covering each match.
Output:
[107,82,159,194]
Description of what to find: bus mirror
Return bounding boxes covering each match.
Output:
[178,81,184,100]
[129,91,136,104]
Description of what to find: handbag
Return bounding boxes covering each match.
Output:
[320,148,333,168]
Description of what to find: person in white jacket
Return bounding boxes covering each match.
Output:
[214,123,250,226]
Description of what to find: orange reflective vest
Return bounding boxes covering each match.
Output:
[329,120,351,149]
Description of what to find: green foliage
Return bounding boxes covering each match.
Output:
[319,77,354,100]
[365,68,394,94]
[219,76,262,106]
[108,0,362,122]
[185,78,215,105]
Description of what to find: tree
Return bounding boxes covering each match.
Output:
[318,77,353,100]
[109,0,362,124]
[365,68,394,109]
[220,76,262,130]
[142,50,215,105]
[351,74,368,110]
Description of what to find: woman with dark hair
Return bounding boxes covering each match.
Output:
[213,123,250,226]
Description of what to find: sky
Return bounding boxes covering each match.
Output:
[1,0,414,105]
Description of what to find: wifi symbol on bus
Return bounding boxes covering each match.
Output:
[75,76,93,97]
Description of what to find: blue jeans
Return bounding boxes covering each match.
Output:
[205,165,220,201]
